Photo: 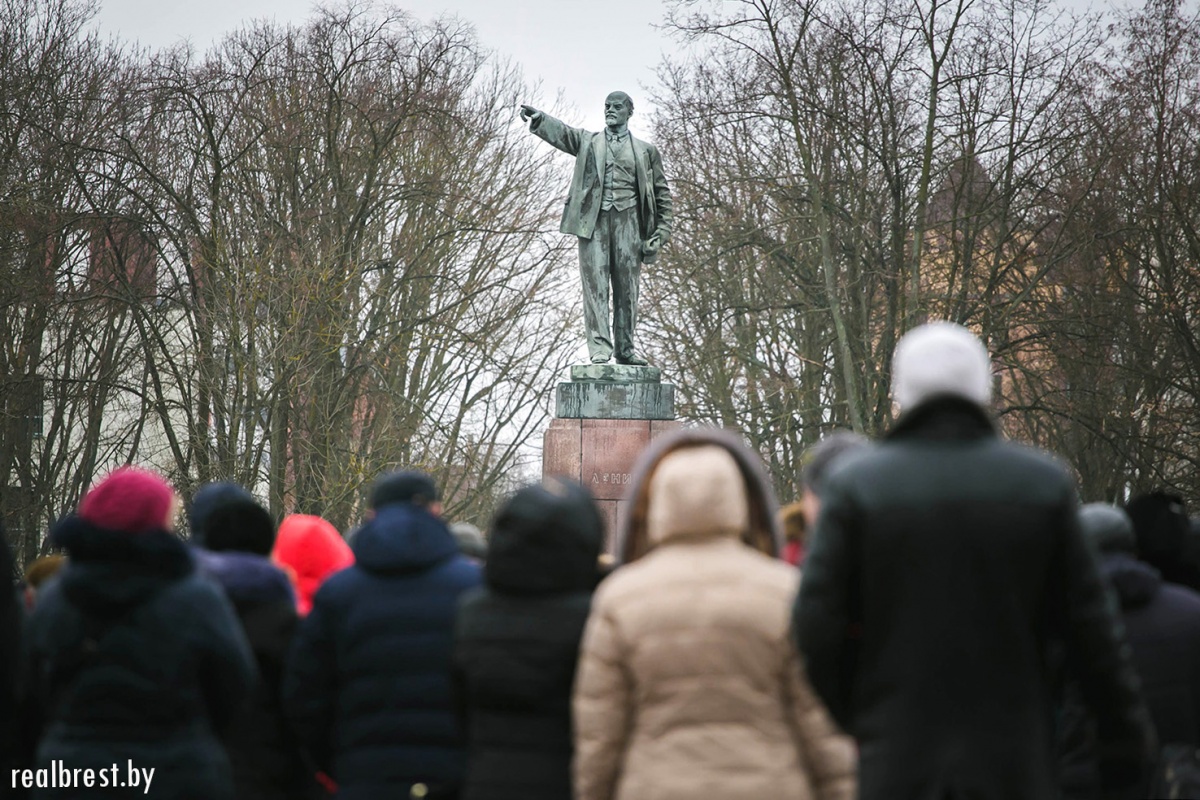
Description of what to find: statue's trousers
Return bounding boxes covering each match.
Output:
[578,205,641,362]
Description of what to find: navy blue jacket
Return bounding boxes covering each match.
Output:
[195,549,321,800]
[1104,555,1200,746]
[1060,554,1200,799]
[22,518,255,800]
[284,504,482,799]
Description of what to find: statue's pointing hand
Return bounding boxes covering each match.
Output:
[519,105,542,125]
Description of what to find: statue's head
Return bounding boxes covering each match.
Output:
[604,91,634,128]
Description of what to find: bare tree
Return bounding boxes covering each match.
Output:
[648,0,1109,499]
[104,4,576,528]
[2,0,579,567]
[1033,0,1200,504]
[0,0,157,567]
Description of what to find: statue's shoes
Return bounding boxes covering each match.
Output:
[616,353,649,366]
[591,354,611,364]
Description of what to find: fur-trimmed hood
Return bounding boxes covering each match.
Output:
[617,427,782,564]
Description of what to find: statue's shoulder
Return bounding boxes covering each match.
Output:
[565,121,603,143]
[636,131,661,147]
[632,135,663,161]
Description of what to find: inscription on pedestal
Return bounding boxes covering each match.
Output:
[581,420,649,500]
[590,471,632,487]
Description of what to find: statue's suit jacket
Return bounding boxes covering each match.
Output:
[530,113,673,264]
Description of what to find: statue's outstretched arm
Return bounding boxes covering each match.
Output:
[520,105,586,157]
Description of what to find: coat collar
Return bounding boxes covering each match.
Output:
[886,395,996,442]
[592,130,648,166]
[605,125,631,142]
[51,515,195,614]
[351,503,459,575]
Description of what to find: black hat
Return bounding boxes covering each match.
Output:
[370,470,440,510]
[189,481,276,555]
[1126,491,1189,561]
[485,478,603,595]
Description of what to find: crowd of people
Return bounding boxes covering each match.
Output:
[3,320,1200,800]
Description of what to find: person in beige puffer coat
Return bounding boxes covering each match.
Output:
[573,427,856,800]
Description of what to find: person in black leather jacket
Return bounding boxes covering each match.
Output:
[794,322,1156,800]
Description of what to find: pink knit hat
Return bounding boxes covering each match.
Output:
[79,466,176,534]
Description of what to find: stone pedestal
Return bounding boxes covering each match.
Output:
[556,365,674,420]
[543,418,680,550]
[543,365,680,550]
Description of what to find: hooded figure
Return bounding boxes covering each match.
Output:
[21,467,255,800]
[1126,492,1200,593]
[284,470,481,800]
[1062,503,1200,799]
[453,479,603,800]
[573,427,856,800]
[779,501,808,566]
[794,322,1155,800]
[189,482,321,800]
[271,514,354,616]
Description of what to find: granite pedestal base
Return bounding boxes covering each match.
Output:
[543,363,680,550]
[543,417,681,551]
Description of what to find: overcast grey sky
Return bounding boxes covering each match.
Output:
[90,0,673,132]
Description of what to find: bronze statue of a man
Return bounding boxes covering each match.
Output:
[520,92,672,366]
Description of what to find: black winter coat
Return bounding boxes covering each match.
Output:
[284,504,481,800]
[1060,554,1200,799]
[194,548,321,800]
[22,517,255,800]
[794,397,1154,800]
[2,525,19,780]
[1106,555,1200,745]
[453,481,603,800]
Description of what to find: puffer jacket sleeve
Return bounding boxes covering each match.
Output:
[284,585,340,773]
[573,592,631,800]
[793,477,858,729]
[189,578,257,735]
[782,644,857,800]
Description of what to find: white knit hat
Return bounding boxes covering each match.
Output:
[892,322,993,411]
